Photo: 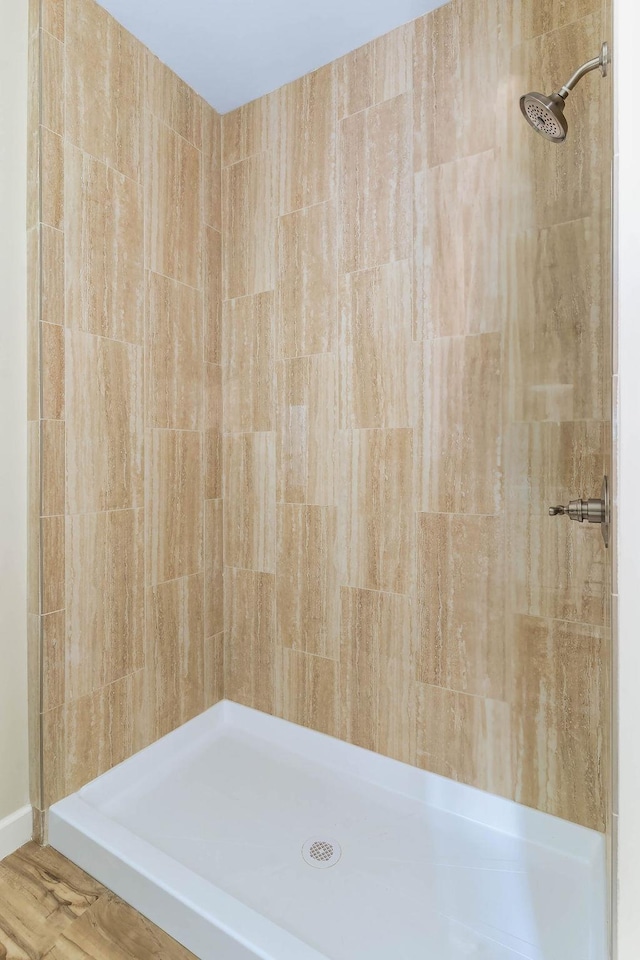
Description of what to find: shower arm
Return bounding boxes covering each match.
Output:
[557,42,608,100]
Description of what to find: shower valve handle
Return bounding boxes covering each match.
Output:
[548,477,609,547]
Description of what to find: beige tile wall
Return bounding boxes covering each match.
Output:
[221,0,611,830]
[29,0,223,814]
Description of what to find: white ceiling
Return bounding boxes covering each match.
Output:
[96,0,446,114]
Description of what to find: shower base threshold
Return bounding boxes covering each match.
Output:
[49,700,607,960]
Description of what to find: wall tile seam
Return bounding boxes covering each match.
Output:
[508,612,611,632]
[412,678,511,703]
[61,138,144,190]
[146,265,205,296]
[337,88,413,128]
[40,667,148,714]
[278,646,340,665]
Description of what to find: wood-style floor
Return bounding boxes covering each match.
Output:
[0,843,197,959]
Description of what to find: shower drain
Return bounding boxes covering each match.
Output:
[301,838,342,869]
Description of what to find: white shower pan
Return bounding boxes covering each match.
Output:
[49,700,607,960]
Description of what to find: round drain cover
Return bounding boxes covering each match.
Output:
[301,838,342,869]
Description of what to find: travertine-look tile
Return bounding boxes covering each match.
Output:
[41,128,63,229]
[515,0,600,41]
[147,115,202,289]
[225,568,275,713]
[146,271,203,430]
[277,200,337,358]
[512,615,606,830]
[276,354,336,505]
[507,12,608,231]
[203,105,222,231]
[66,0,142,181]
[413,151,500,340]
[41,419,65,517]
[65,331,143,514]
[204,226,222,364]
[204,632,224,709]
[43,673,137,805]
[277,649,339,737]
[27,228,40,421]
[337,22,413,119]
[223,292,274,432]
[342,428,414,594]
[146,575,205,738]
[65,510,144,701]
[419,334,502,515]
[42,0,64,40]
[147,429,203,584]
[415,683,513,796]
[41,225,64,326]
[278,64,335,215]
[509,217,606,422]
[27,424,40,616]
[41,322,64,420]
[222,92,278,167]
[223,433,275,573]
[205,363,222,501]
[205,499,223,638]
[276,504,339,660]
[507,420,608,625]
[340,587,414,761]
[339,260,413,429]
[41,30,64,136]
[42,517,64,614]
[146,53,202,147]
[340,94,411,273]
[65,145,144,343]
[223,152,275,300]
[414,0,501,170]
[417,513,505,699]
[42,609,65,712]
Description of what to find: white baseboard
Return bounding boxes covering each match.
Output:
[0,804,32,861]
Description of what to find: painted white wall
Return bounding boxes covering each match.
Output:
[613,0,640,956]
[0,0,30,834]
[96,0,445,112]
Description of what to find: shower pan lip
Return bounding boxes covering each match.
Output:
[49,700,607,960]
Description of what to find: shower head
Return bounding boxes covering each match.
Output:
[520,41,608,143]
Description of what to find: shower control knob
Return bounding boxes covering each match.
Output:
[548,477,610,547]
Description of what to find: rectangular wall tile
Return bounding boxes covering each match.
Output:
[146,53,202,146]
[42,609,65,712]
[65,0,142,181]
[205,499,223,638]
[41,419,65,518]
[222,292,274,432]
[225,568,275,713]
[223,153,275,300]
[342,428,413,594]
[41,30,64,136]
[66,331,143,514]
[276,505,339,660]
[277,649,339,737]
[512,615,606,830]
[509,217,606,422]
[205,363,222,501]
[65,145,144,343]
[337,22,413,119]
[340,94,411,273]
[223,433,275,573]
[204,226,222,364]
[146,574,205,738]
[41,128,63,229]
[42,516,64,614]
[417,513,505,699]
[278,64,335,215]
[146,271,203,430]
[340,587,414,760]
[276,354,336,505]
[339,260,413,429]
[203,106,222,231]
[414,151,500,340]
[66,509,144,701]
[147,429,203,584]
[277,200,337,358]
[42,0,64,40]
[41,225,64,326]
[41,321,64,420]
[204,632,224,708]
[507,420,609,625]
[222,92,278,168]
[147,115,202,289]
[419,334,502,515]
[415,683,513,797]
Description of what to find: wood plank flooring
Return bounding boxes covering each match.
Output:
[0,843,198,959]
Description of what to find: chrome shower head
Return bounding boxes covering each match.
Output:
[520,92,568,142]
[520,41,608,143]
